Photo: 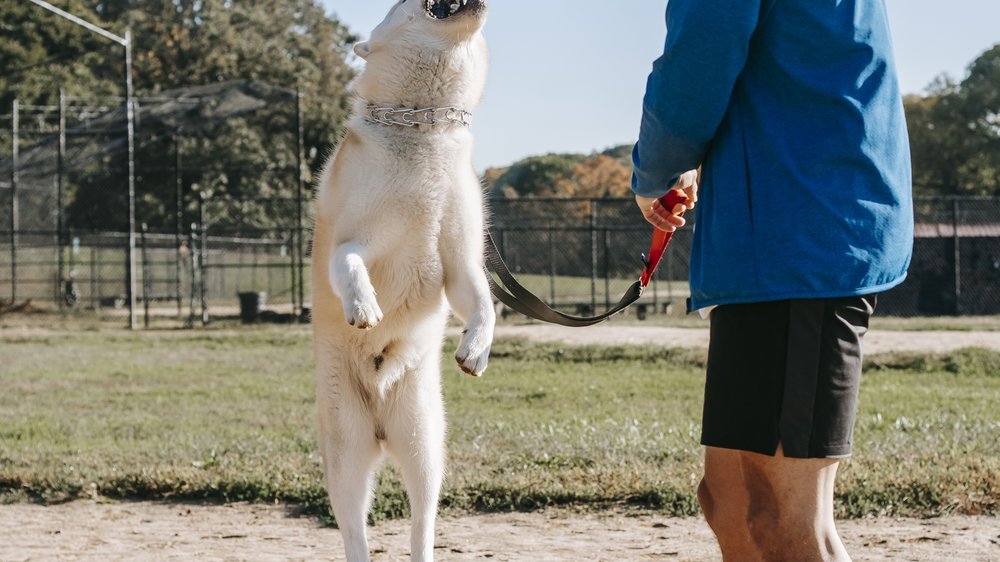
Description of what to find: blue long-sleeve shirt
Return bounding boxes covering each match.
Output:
[632,0,913,311]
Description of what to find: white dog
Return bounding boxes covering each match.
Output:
[311,1,494,560]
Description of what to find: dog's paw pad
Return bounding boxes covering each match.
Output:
[346,300,383,330]
[455,344,490,377]
[455,354,484,377]
[456,324,492,377]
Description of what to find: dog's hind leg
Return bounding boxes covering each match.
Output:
[317,382,382,562]
[384,362,446,562]
[320,431,381,562]
[329,241,384,330]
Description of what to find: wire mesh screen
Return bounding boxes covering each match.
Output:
[878,197,1000,316]
[3,90,999,325]
[489,196,1000,319]
[489,198,693,318]
[0,81,308,325]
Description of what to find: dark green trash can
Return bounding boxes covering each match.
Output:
[238,292,267,324]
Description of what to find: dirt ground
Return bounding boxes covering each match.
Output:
[0,501,997,561]
[482,324,1000,355]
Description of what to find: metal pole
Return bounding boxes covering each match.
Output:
[603,229,611,311]
[57,89,66,311]
[174,130,183,317]
[590,200,597,315]
[198,194,208,325]
[187,224,198,328]
[652,255,658,313]
[90,238,97,309]
[953,198,961,316]
[294,89,306,320]
[124,31,138,330]
[10,99,18,303]
[24,0,134,319]
[548,224,556,307]
[666,243,674,312]
[289,229,297,316]
[27,0,126,45]
[141,223,150,328]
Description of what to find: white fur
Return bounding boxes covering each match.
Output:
[312,2,494,561]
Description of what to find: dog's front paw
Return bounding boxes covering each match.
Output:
[344,294,383,330]
[455,327,492,377]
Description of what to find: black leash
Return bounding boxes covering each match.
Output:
[483,190,688,327]
[484,230,644,327]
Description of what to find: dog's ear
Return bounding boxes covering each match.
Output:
[353,41,372,60]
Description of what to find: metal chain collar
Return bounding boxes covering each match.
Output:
[364,104,472,131]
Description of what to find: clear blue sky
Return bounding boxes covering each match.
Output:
[324,0,1000,172]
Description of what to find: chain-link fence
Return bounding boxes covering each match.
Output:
[489,198,692,319]
[2,90,998,325]
[489,196,1000,319]
[878,196,1000,316]
[0,81,309,327]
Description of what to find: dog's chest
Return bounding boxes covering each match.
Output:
[369,238,446,311]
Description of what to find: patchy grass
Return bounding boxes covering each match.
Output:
[0,326,997,523]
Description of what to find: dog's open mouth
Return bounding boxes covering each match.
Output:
[425,0,482,20]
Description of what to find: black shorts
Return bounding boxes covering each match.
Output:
[700,295,876,459]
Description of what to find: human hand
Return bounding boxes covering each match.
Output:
[635,170,699,232]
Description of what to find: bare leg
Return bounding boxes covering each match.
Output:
[740,444,849,562]
[699,446,762,561]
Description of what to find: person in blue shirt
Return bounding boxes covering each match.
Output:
[632,0,913,560]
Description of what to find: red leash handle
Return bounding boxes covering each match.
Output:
[639,189,689,287]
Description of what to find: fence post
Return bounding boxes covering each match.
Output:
[10,99,18,303]
[186,224,197,327]
[58,89,67,311]
[124,31,138,331]
[666,242,674,306]
[548,223,556,307]
[197,193,209,325]
[603,229,611,311]
[141,223,150,328]
[590,199,597,314]
[499,228,506,265]
[652,263,658,313]
[289,228,298,316]
[294,88,306,320]
[174,130,183,318]
[953,198,961,316]
[90,236,97,310]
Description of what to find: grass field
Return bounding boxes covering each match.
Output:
[1,324,997,524]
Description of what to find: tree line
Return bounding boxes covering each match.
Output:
[2,0,355,231]
[487,44,1000,200]
[2,5,996,233]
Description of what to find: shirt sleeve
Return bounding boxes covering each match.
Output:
[631,0,763,198]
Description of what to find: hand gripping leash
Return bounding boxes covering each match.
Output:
[484,189,689,327]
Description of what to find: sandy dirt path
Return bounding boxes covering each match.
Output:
[1,501,997,561]
[476,325,1000,355]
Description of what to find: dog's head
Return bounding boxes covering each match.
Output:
[351,0,489,110]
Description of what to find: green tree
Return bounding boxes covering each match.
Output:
[905,43,1000,195]
[489,153,588,198]
[3,0,356,231]
[555,154,633,198]
[0,0,119,109]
